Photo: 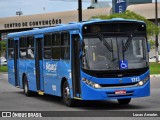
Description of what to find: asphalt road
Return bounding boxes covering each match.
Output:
[0,73,159,120]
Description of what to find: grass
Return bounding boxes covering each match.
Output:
[0,63,160,74]
[0,66,8,72]
[149,62,160,75]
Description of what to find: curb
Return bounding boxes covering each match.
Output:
[0,72,8,75]
[150,74,160,77]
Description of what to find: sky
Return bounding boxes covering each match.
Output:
[0,0,103,18]
[0,0,159,18]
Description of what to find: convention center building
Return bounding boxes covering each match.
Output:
[0,3,159,40]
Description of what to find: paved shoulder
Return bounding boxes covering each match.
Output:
[150,74,160,77]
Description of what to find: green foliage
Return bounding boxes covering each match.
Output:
[0,41,7,56]
[0,66,8,72]
[150,62,160,74]
[148,39,155,49]
[91,10,160,36]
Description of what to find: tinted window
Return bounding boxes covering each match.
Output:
[44,48,51,59]
[53,33,60,46]
[28,36,34,47]
[52,47,60,59]
[61,32,70,60]
[20,49,27,59]
[20,37,27,48]
[61,32,70,46]
[8,39,14,48]
[8,39,14,59]
[27,36,34,59]
[20,36,34,59]
[61,47,70,59]
[52,33,60,59]
[43,32,70,60]
[44,34,52,59]
[44,34,52,46]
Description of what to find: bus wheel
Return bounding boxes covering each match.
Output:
[24,76,33,97]
[117,98,131,105]
[62,81,75,107]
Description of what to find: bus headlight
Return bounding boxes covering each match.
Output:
[82,78,101,89]
[137,75,149,86]
[93,84,101,89]
[138,81,144,86]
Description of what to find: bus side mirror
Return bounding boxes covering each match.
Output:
[147,42,150,52]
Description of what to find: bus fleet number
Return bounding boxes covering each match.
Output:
[131,77,140,82]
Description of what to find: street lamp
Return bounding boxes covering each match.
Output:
[155,0,159,62]
[16,11,23,16]
[78,0,82,22]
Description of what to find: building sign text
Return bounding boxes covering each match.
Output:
[4,18,62,29]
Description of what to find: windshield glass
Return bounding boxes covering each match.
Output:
[82,35,148,70]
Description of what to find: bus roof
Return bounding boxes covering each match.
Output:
[8,18,145,38]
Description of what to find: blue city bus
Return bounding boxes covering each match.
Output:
[7,18,150,106]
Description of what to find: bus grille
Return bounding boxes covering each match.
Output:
[100,82,138,88]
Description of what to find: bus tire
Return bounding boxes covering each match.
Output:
[24,75,33,97]
[117,98,131,105]
[62,81,75,107]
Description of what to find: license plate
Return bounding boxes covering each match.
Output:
[115,90,126,95]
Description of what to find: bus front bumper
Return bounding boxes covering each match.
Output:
[80,80,150,100]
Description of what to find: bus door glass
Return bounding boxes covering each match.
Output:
[8,38,19,86]
[35,35,44,91]
[14,39,19,86]
[71,34,81,98]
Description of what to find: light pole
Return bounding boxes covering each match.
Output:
[78,0,82,22]
[155,0,159,62]
[16,11,23,16]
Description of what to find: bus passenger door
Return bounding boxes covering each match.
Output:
[35,36,44,93]
[14,40,19,87]
[71,34,81,98]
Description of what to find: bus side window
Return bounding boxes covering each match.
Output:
[44,34,52,59]
[61,32,70,60]
[20,37,27,59]
[8,39,14,59]
[52,33,60,60]
[27,36,34,59]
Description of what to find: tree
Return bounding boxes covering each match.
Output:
[91,10,160,37]
[0,41,6,57]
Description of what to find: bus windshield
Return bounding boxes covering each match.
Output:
[82,35,148,70]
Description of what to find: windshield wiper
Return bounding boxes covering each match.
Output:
[122,34,133,61]
[97,34,117,65]
[97,33,113,52]
[123,34,133,52]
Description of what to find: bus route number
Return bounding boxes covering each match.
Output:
[131,77,140,82]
